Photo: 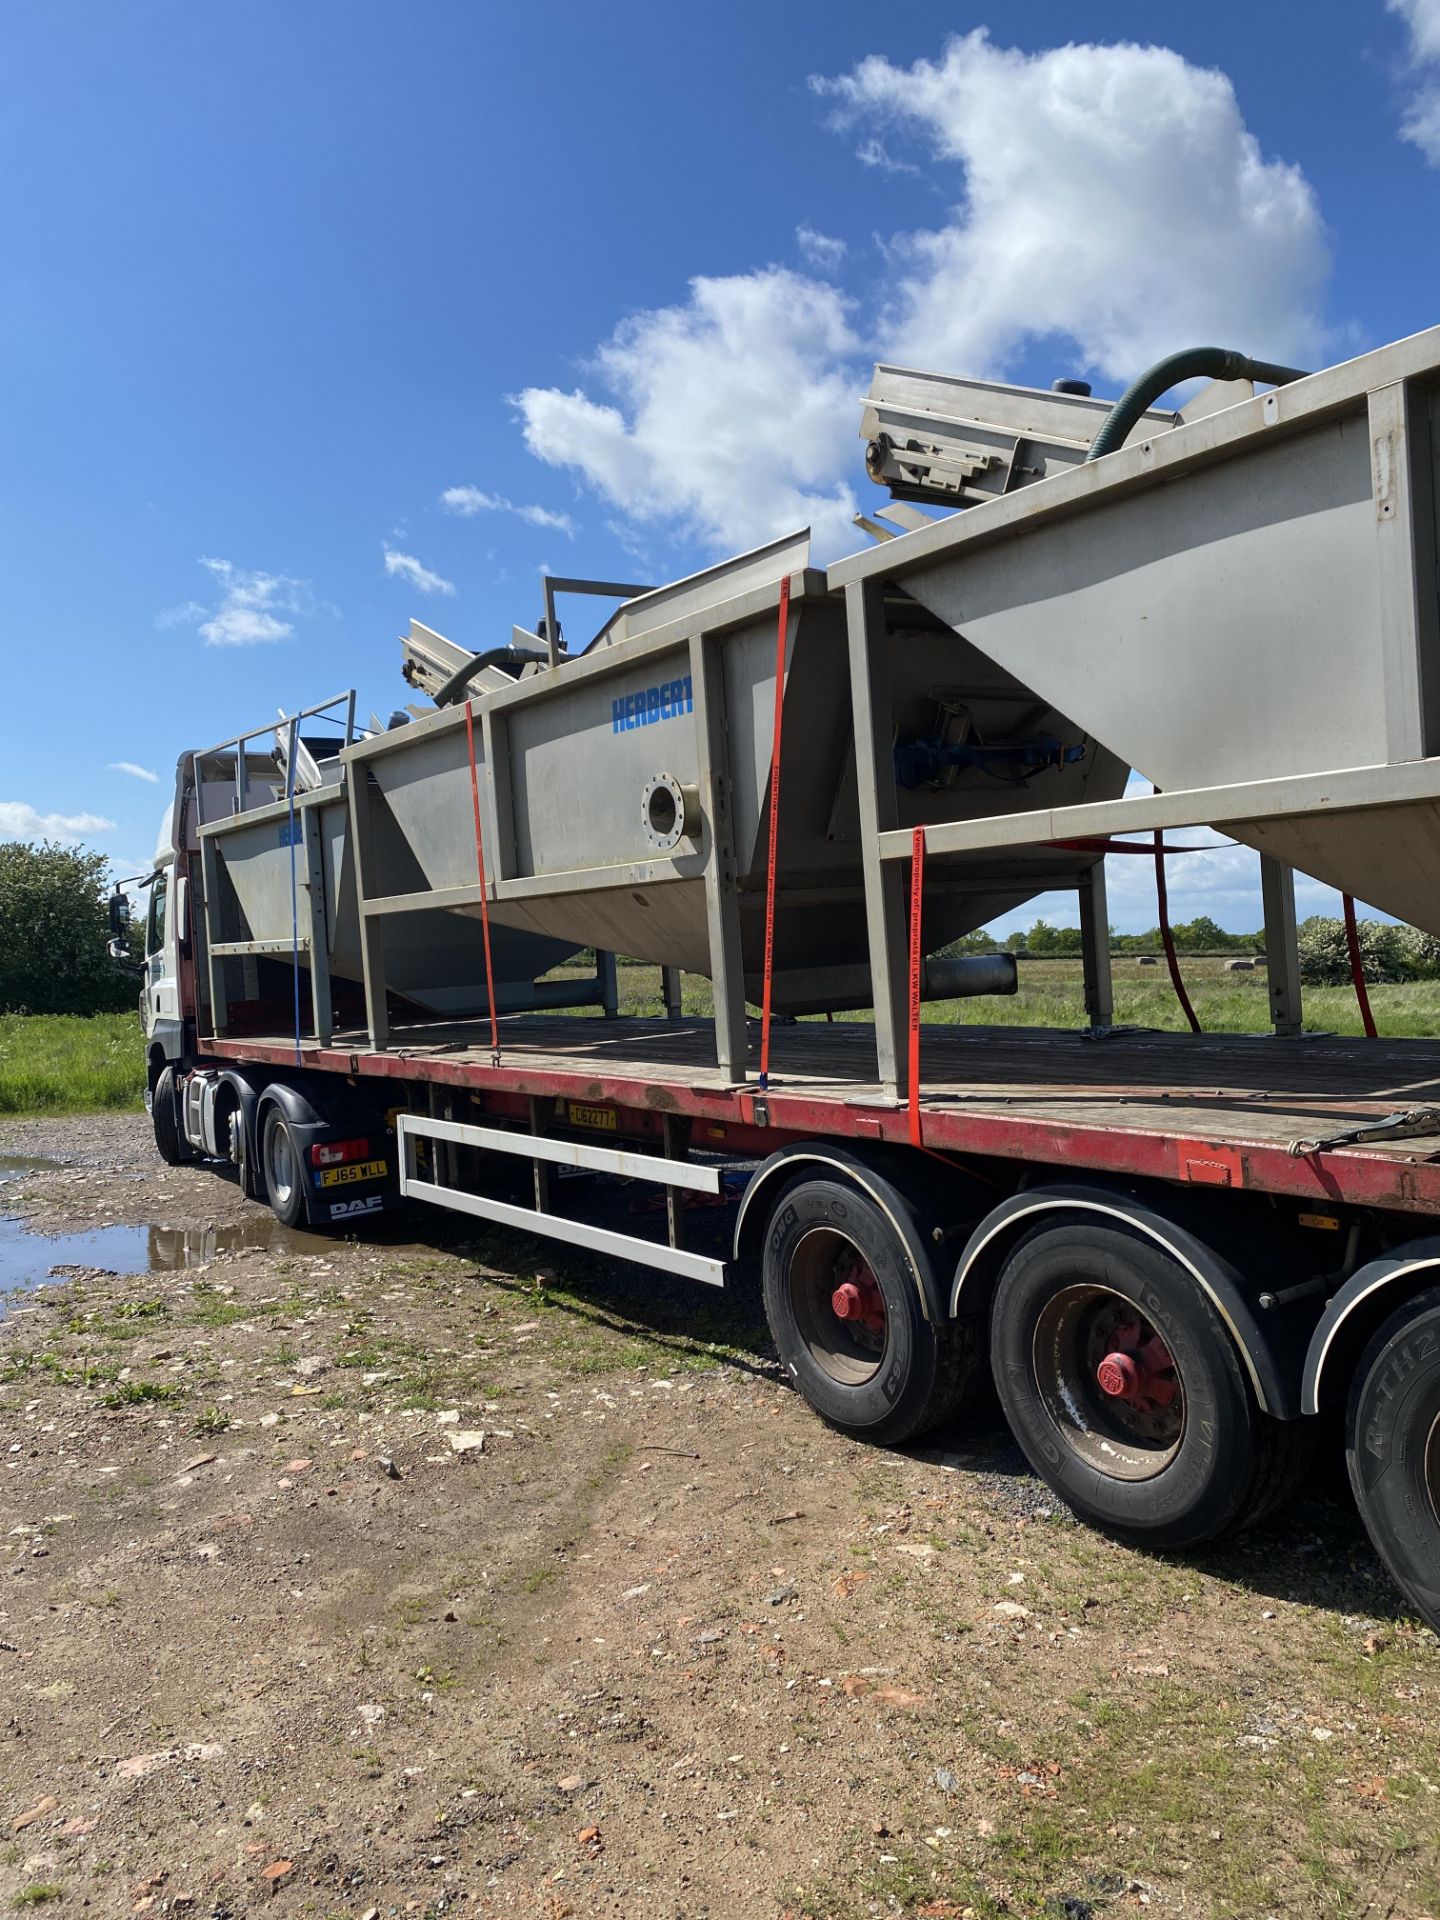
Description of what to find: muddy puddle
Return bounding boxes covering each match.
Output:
[0,1155,321,1313]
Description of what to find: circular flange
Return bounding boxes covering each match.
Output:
[641,772,691,851]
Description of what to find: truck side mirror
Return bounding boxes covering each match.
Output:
[107,892,134,963]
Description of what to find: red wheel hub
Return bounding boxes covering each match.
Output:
[1096,1320,1177,1413]
[831,1260,886,1336]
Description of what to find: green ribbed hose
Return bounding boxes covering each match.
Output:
[1085,347,1310,462]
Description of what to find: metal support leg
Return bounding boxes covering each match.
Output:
[528,1095,553,1213]
[301,803,332,1045]
[691,631,748,1084]
[427,1085,454,1190]
[1260,855,1303,1037]
[199,834,227,1038]
[845,578,907,1102]
[1079,861,1114,1032]
[662,1113,687,1251]
[662,966,683,1021]
[346,767,389,1050]
[596,950,619,1018]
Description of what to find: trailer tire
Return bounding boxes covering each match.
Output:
[260,1107,307,1230]
[1346,1286,1440,1634]
[152,1067,185,1167]
[990,1222,1309,1549]
[762,1176,975,1446]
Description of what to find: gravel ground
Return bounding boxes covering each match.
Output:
[1,1113,1438,1920]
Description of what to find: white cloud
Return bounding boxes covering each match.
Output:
[1392,0,1440,60]
[154,599,207,630]
[511,34,1329,570]
[514,267,862,558]
[383,546,456,596]
[796,225,847,271]
[1390,0,1440,161]
[812,31,1328,381]
[439,486,576,538]
[854,136,922,178]
[158,559,322,648]
[0,802,116,844]
[108,762,158,784]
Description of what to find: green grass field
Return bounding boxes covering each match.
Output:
[4,957,1439,1118]
[0,1013,148,1115]
[598,953,1440,1039]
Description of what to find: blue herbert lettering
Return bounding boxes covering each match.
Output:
[612,675,694,734]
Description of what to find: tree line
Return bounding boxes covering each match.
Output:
[0,843,137,1016]
[948,916,1440,983]
[5,840,1440,1018]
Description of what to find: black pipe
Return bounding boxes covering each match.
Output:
[432,645,548,708]
[1085,347,1310,462]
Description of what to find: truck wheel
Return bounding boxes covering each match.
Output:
[152,1067,186,1166]
[990,1222,1311,1549]
[261,1107,307,1229]
[1347,1286,1440,1634]
[761,1177,975,1445]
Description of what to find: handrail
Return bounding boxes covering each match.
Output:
[193,689,356,828]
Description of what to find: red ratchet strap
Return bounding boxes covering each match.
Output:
[908,826,925,1146]
[463,701,502,1066]
[757,574,792,1091]
[1153,825,1201,1034]
[1342,892,1378,1039]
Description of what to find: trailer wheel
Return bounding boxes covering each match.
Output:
[1347,1286,1440,1634]
[990,1222,1310,1549]
[762,1177,974,1445]
[152,1066,185,1167]
[260,1107,307,1229]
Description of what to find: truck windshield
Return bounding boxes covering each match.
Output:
[145,873,168,957]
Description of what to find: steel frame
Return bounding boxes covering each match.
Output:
[830,612,1440,1091]
[396,1111,727,1286]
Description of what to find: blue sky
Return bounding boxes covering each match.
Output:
[2,1,1437,931]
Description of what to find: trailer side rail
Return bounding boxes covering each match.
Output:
[395,1111,728,1287]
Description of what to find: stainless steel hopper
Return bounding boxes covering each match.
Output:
[189,697,592,1043]
[835,327,1440,935]
[339,533,1129,1065]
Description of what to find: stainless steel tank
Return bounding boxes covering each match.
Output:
[340,532,1128,1009]
[835,325,1440,937]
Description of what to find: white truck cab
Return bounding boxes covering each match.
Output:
[140,855,184,1039]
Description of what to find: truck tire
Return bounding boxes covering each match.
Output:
[152,1066,186,1167]
[261,1107,307,1229]
[1346,1286,1440,1634]
[990,1222,1311,1550]
[762,1176,976,1446]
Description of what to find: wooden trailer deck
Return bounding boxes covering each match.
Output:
[207,1015,1440,1218]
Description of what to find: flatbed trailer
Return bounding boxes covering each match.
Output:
[119,322,1440,1635]
[209,1014,1440,1223]
[172,999,1440,1636]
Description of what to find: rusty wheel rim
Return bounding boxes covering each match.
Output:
[789,1226,888,1388]
[1031,1283,1186,1482]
